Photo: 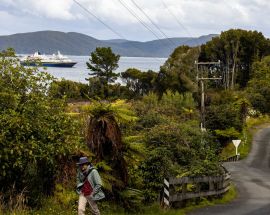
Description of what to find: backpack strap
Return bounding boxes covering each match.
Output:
[83,167,95,182]
[76,167,96,193]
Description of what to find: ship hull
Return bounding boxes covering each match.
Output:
[21,61,77,68]
[42,62,77,67]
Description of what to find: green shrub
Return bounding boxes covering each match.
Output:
[0,50,81,207]
[49,79,88,100]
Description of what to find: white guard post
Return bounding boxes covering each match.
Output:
[163,178,170,207]
[232,139,241,156]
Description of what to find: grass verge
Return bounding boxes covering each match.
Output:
[221,115,270,159]
[171,184,237,215]
[0,184,237,215]
[132,184,236,215]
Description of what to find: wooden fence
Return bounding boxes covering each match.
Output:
[222,154,240,162]
[162,172,231,207]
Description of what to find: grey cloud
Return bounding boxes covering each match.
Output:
[0,0,270,40]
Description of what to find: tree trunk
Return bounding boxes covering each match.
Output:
[231,40,240,89]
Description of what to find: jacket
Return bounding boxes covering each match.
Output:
[76,166,105,201]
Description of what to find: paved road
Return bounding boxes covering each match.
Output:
[189,127,270,215]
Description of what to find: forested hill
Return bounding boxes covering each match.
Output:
[0,31,217,57]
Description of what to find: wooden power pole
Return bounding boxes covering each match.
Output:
[195,61,222,131]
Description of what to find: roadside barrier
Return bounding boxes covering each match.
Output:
[222,154,240,162]
[162,172,231,207]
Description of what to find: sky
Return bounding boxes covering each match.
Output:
[0,0,270,41]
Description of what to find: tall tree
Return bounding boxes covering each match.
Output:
[86,47,120,98]
[155,45,200,97]
[121,68,142,96]
[246,56,270,113]
[121,68,157,97]
[199,29,270,88]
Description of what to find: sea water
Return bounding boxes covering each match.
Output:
[44,56,167,83]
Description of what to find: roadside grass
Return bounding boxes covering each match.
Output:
[0,185,236,215]
[94,184,236,215]
[220,115,270,160]
[102,184,237,215]
[168,184,237,215]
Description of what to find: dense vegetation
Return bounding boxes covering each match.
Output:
[1,28,270,214]
[0,49,82,208]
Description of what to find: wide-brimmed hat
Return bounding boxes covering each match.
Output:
[77,157,90,165]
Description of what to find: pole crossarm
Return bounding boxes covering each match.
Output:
[197,77,222,80]
[195,61,220,65]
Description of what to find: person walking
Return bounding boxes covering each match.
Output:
[76,157,105,215]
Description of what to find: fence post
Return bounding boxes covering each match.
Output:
[196,183,201,192]
[209,177,214,191]
[182,182,187,197]
[163,178,170,207]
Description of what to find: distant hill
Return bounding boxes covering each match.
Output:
[0,31,218,57]
[103,39,129,44]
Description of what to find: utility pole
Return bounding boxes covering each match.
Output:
[195,61,222,131]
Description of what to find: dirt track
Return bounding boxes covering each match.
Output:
[189,127,270,215]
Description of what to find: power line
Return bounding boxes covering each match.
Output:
[161,0,192,38]
[222,0,233,10]
[130,0,177,47]
[73,0,166,65]
[117,0,165,43]
[73,0,125,39]
[161,0,200,47]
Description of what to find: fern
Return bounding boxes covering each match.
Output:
[81,99,138,124]
[118,188,144,213]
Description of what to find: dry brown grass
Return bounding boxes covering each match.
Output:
[0,185,28,214]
